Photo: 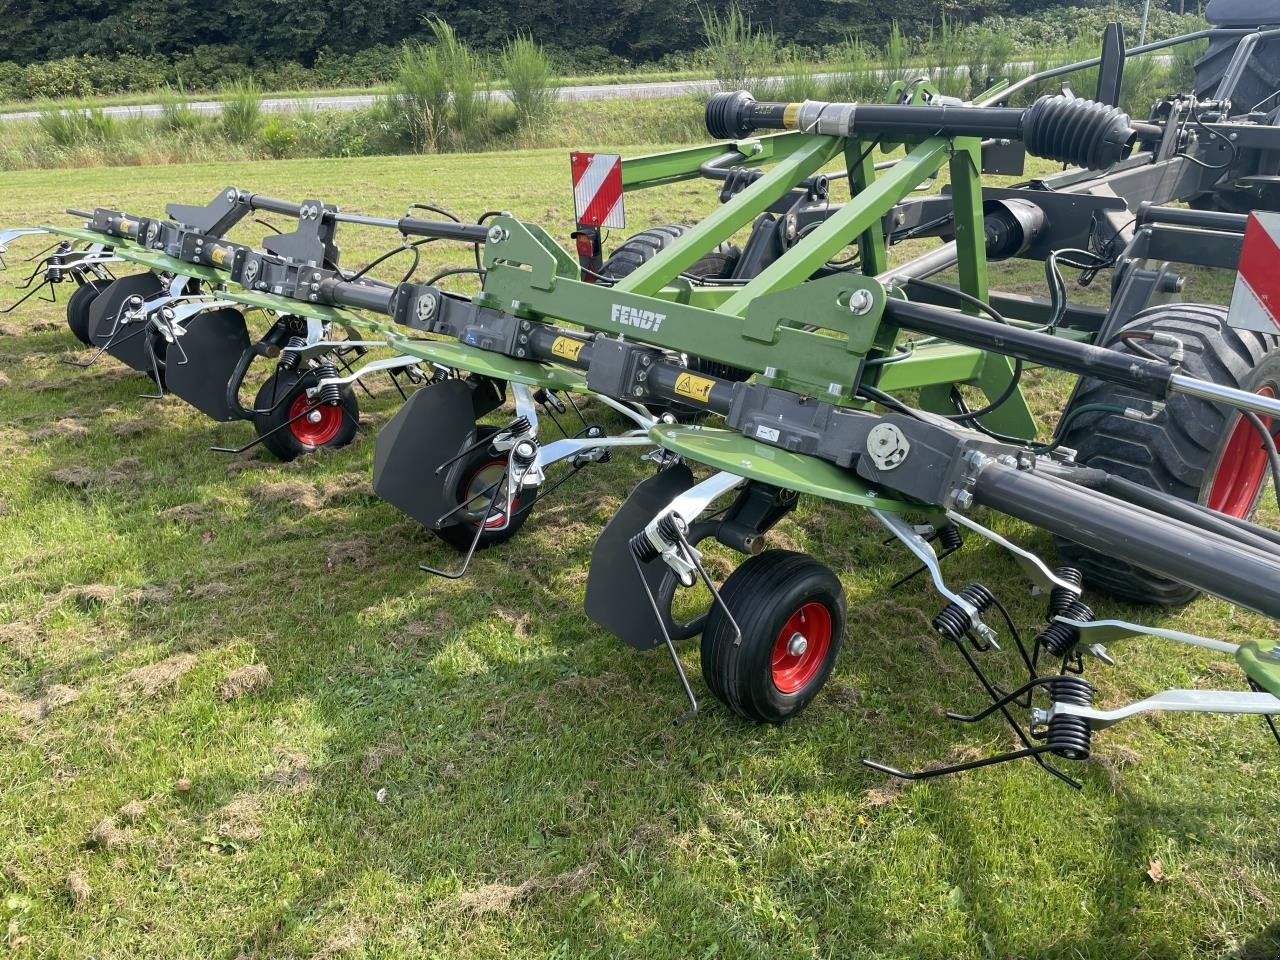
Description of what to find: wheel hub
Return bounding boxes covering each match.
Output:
[1207,384,1275,518]
[287,394,343,447]
[770,601,832,694]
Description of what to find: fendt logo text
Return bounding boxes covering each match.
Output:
[611,303,666,333]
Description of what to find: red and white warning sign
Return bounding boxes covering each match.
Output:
[570,152,625,229]
[1229,211,1280,334]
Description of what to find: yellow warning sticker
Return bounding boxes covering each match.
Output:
[674,372,716,404]
[783,102,801,128]
[551,336,584,362]
[209,246,228,266]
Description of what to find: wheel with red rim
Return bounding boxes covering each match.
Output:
[251,367,359,462]
[700,549,845,723]
[1056,303,1280,605]
[434,425,539,551]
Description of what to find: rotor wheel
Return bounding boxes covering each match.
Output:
[251,367,359,462]
[700,550,845,723]
[1055,303,1280,605]
[433,425,539,551]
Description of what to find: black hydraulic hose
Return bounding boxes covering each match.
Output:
[971,459,1280,619]
[883,298,1174,396]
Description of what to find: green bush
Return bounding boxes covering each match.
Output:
[36,106,122,147]
[427,17,489,148]
[390,41,450,151]
[501,35,558,130]
[220,78,262,144]
[259,116,298,158]
[157,83,200,133]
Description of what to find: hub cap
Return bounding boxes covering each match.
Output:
[464,460,519,529]
[1207,385,1275,518]
[771,601,832,694]
[287,395,343,447]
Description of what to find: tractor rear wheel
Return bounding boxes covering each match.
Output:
[1055,303,1280,605]
[700,550,845,723]
[598,224,740,283]
[65,277,110,345]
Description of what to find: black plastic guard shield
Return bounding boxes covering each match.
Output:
[164,308,251,421]
[373,377,479,530]
[87,272,166,372]
[584,463,704,651]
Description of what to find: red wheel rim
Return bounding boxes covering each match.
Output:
[287,394,343,447]
[463,460,519,529]
[1207,384,1275,518]
[770,601,832,694]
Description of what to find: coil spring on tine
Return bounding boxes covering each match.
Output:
[1042,675,1095,761]
[278,335,306,371]
[1047,566,1084,618]
[1035,596,1095,660]
[315,359,342,405]
[630,513,683,563]
[932,582,996,643]
[936,524,963,553]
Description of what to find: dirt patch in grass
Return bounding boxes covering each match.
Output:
[64,868,91,910]
[190,581,234,601]
[88,816,127,849]
[218,663,272,701]
[250,479,324,510]
[325,538,373,570]
[117,799,145,823]
[159,497,231,526]
[16,684,80,722]
[117,652,197,699]
[29,417,89,441]
[211,793,265,842]
[446,860,596,918]
[109,418,151,438]
[264,750,311,790]
[361,730,404,777]
[49,456,148,491]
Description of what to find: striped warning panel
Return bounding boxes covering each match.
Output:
[1229,212,1280,334]
[571,152,625,229]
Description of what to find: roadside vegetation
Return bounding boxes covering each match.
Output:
[0,3,1206,173]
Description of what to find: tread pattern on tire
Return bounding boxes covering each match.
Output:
[700,549,844,723]
[1056,303,1280,604]
[598,224,739,282]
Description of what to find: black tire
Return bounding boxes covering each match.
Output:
[65,277,110,345]
[1056,303,1280,605]
[598,224,740,282]
[433,425,539,551]
[700,550,845,723]
[251,367,359,462]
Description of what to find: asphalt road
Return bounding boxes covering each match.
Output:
[0,57,1174,124]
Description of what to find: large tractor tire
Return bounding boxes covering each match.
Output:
[1055,303,1280,605]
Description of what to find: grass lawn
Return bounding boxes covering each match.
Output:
[0,147,1279,959]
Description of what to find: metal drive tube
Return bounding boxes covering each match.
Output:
[971,459,1280,618]
[1136,203,1249,232]
[322,279,396,313]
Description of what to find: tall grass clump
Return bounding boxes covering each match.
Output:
[701,3,778,94]
[824,38,884,103]
[426,17,488,147]
[391,42,449,150]
[157,82,199,133]
[963,26,1015,100]
[775,49,820,103]
[37,106,122,147]
[925,17,967,98]
[501,34,559,130]
[885,23,915,85]
[220,78,262,143]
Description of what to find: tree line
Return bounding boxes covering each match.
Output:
[0,0,1186,67]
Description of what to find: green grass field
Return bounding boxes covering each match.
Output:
[1,149,1279,959]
